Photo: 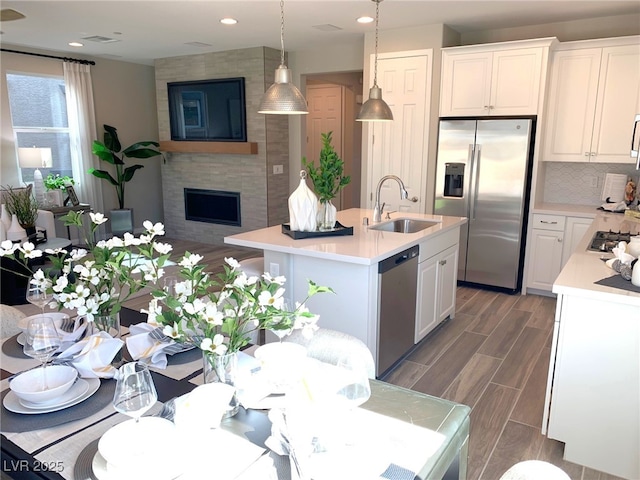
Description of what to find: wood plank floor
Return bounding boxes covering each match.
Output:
[122,240,624,480]
[382,286,626,480]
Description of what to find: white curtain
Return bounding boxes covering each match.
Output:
[63,62,104,214]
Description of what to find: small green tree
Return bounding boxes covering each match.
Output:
[302,131,350,203]
[90,125,161,209]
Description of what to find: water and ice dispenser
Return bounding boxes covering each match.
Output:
[443,163,465,198]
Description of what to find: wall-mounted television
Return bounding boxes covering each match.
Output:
[167,78,247,142]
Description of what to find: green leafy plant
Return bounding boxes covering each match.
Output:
[2,185,38,228]
[303,131,350,203]
[44,174,75,191]
[90,124,162,209]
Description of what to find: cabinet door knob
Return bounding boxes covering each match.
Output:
[557,238,562,243]
[439,259,447,265]
[409,196,419,203]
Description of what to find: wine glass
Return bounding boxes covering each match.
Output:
[26,275,52,318]
[113,362,158,423]
[23,317,61,390]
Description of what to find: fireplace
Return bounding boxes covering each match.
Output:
[184,188,241,226]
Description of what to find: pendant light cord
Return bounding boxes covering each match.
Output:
[280,0,286,66]
[373,0,380,87]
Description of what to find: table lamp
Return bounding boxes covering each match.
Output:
[18,147,52,205]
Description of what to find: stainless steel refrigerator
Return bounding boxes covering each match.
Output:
[434,118,534,292]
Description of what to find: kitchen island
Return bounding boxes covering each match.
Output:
[543,211,640,480]
[225,208,467,376]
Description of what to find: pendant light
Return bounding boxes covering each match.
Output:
[258,0,308,115]
[356,0,393,122]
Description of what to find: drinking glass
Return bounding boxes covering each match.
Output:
[26,276,52,317]
[334,355,371,410]
[23,317,61,390]
[113,362,158,423]
[270,301,293,342]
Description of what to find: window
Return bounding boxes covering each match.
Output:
[6,73,73,184]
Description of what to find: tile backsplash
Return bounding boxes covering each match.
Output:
[543,162,639,206]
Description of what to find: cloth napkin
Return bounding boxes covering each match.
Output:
[125,323,191,369]
[56,331,123,378]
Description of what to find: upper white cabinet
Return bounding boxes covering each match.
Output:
[440,38,556,117]
[542,36,640,163]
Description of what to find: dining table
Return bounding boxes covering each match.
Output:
[1,307,471,480]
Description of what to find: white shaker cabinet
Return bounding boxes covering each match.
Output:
[440,38,555,117]
[527,214,565,293]
[526,214,594,293]
[543,36,640,163]
[416,229,458,342]
[561,216,592,266]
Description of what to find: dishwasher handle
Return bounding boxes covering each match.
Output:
[378,245,420,274]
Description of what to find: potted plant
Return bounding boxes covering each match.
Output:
[302,131,350,231]
[3,185,39,240]
[90,125,162,236]
[43,174,75,207]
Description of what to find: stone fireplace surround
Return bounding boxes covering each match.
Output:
[155,47,290,245]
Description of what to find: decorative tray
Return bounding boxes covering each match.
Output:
[281,222,353,240]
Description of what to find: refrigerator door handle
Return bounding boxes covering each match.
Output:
[470,144,481,220]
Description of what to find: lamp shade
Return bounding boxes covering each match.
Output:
[258,66,308,115]
[356,86,394,122]
[18,147,52,168]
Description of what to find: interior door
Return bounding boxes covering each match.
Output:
[367,51,431,215]
[306,85,344,210]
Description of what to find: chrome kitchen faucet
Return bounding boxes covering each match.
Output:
[373,175,409,222]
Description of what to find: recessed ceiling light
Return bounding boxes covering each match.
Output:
[220,18,238,25]
[357,16,374,24]
[68,42,83,47]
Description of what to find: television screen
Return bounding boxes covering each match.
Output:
[167,78,247,142]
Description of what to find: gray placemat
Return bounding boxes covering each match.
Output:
[74,438,99,480]
[0,379,115,432]
[2,334,28,359]
[594,274,640,293]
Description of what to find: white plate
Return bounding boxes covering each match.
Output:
[16,333,25,346]
[18,312,71,333]
[95,419,185,480]
[92,451,109,480]
[3,378,100,414]
[18,378,89,409]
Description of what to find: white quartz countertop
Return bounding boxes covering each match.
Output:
[224,208,467,265]
[553,211,640,306]
[532,203,600,218]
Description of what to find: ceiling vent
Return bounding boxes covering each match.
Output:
[81,35,121,44]
[312,24,342,32]
[185,41,213,48]
[0,9,26,22]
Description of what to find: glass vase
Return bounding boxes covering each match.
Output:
[202,351,240,418]
[317,200,337,231]
[91,312,123,368]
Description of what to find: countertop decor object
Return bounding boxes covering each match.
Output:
[281,221,353,240]
[303,132,350,231]
[288,170,317,232]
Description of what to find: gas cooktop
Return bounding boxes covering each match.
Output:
[588,230,638,252]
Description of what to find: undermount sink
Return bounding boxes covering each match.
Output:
[369,218,440,234]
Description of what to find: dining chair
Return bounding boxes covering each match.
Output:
[0,304,26,338]
[238,257,264,277]
[499,460,571,480]
[284,328,376,379]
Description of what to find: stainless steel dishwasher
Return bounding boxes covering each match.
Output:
[377,245,419,375]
